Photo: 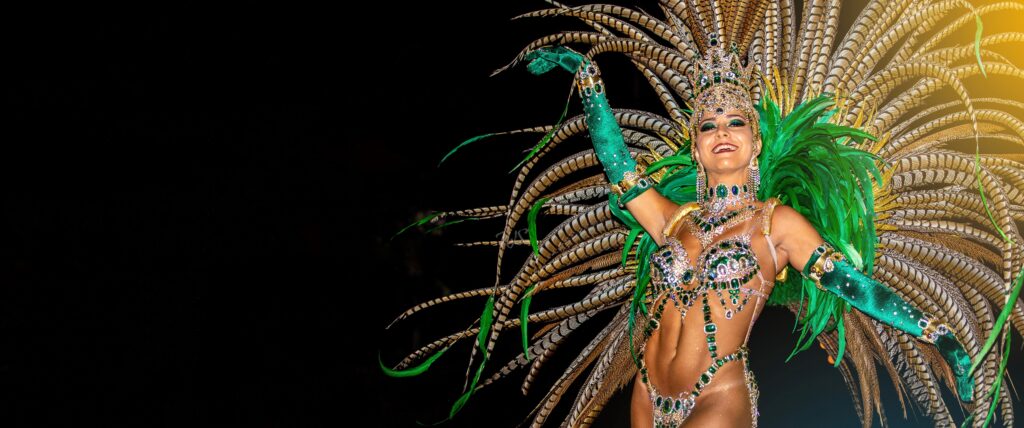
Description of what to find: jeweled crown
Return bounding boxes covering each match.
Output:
[686,32,758,126]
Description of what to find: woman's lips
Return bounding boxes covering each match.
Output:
[712,143,737,154]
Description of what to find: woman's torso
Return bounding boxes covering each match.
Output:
[642,201,779,396]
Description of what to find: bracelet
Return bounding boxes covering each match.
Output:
[804,243,845,290]
[611,169,652,207]
[917,315,952,344]
[610,168,643,195]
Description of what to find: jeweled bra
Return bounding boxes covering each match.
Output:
[648,208,762,323]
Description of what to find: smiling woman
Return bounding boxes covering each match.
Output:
[380,0,1024,427]
[693,111,757,184]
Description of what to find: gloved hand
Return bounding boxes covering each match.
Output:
[524,46,638,185]
[803,242,974,402]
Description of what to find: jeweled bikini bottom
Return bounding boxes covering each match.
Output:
[641,346,759,428]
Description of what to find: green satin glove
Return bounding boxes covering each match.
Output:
[803,243,974,402]
[523,46,638,184]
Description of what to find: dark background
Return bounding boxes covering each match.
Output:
[2,1,1022,427]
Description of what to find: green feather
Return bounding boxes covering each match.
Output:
[424,217,479,234]
[982,333,1010,426]
[393,212,443,239]
[970,271,1024,376]
[439,133,498,166]
[758,93,880,359]
[528,198,550,256]
[378,347,450,378]
[610,194,641,229]
[477,295,495,353]
[623,228,642,266]
[510,84,575,173]
[449,352,489,419]
[443,295,497,421]
[521,285,536,360]
[834,305,848,367]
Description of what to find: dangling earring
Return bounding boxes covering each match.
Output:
[696,158,707,205]
[748,148,761,199]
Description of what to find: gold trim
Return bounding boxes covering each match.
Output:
[808,244,844,290]
[662,202,700,239]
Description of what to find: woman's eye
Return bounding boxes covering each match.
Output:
[729,119,746,127]
[700,123,716,132]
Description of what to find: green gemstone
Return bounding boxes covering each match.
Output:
[700,374,710,384]
[716,184,727,198]
[704,323,717,333]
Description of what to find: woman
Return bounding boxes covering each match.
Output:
[532,42,973,426]
[624,107,826,427]
[384,1,1022,426]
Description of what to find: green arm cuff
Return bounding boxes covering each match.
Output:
[802,243,974,402]
[524,46,637,183]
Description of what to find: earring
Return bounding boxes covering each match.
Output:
[748,155,760,199]
[696,160,707,204]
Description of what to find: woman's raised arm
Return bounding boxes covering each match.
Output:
[525,47,679,245]
[772,205,975,403]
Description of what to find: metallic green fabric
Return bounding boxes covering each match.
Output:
[935,334,973,402]
[803,249,925,335]
[578,74,635,182]
[524,47,637,183]
[803,244,974,402]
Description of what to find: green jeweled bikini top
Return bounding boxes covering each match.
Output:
[649,207,763,319]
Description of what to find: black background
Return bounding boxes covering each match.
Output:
[2,2,1021,427]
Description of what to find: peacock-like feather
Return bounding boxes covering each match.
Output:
[383,1,1024,426]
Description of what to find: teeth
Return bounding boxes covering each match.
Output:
[713,145,736,154]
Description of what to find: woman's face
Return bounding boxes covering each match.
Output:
[692,109,757,175]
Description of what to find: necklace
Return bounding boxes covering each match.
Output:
[703,183,755,215]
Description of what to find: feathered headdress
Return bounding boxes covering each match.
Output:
[384,1,1024,427]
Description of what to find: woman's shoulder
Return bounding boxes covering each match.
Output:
[763,201,818,237]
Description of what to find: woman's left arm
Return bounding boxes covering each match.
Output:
[771,205,975,403]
